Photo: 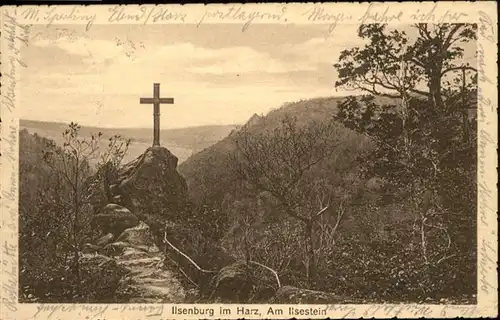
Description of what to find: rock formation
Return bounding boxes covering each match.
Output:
[209,262,253,302]
[108,146,189,220]
[93,203,139,235]
[83,147,191,302]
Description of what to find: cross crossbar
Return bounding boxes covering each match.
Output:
[140,97,174,104]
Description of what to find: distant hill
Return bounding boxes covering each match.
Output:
[20,119,239,164]
[178,96,374,205]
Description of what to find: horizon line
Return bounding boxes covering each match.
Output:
[19,118,244,130]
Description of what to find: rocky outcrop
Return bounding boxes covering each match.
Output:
[115,221,158,252]
[93,203,139,236]
[83,146,193,303]
[110,147,189,220]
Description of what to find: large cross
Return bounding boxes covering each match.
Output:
[140,83,174,147]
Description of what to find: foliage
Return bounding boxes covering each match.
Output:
[315,234,476,302]
[19,124,131,302]
[230,115,358,285]
[333,23,477,296]
[334,24,477,100]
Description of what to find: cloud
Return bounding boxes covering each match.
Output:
[88,41,321,97]
[24,73,104,95]
[32,35,126,64]
[24,28,364,128]
[105,42,317,76]
[30,31,360,92]
[185,45,316,75]
[284,29,368,67]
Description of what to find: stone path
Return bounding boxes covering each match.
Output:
[88,221,187,303]
[115,246,186,303]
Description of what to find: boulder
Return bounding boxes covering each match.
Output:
[102,241,133,257]
[111,147,189,220]
[115,221,159,253]
[82,243,101,253]
[270,285,350,304]
[103,203,132,215]
[85,162,118,213]
[96,232,114,247]
[120,247,152,261]
[93,203,139,235]
[209,262,253,303]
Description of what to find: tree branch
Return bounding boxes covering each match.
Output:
[408,87,430,96]
[313,205,329,218]
[437,253,457,265]
[442,24,464,52]
[353,81,402,99]
[441,65,477,77]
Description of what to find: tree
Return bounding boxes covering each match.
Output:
[40,123,131,297]
[334,24,477,105]
[333,23,477,267]
[409,24,477,111]
[96,134,131,203]
[19,131,76,300]
[232,115,345,285]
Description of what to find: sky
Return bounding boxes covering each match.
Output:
[21,23,475,129]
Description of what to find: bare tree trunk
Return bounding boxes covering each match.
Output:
[304,219,316,287]
[73,159,81,297]
[103,162,114,203]
[429,66,444,111]
[461,68,469,143]
[243,228,251,277]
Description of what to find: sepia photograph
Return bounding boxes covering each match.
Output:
[2,3,496,318]
[17,20,480,305]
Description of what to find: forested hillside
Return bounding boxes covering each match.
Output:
[178,24,478,302]
[178,94,476,301]
[179,97,371,206]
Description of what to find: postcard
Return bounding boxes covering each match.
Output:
[1,2,497,319]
